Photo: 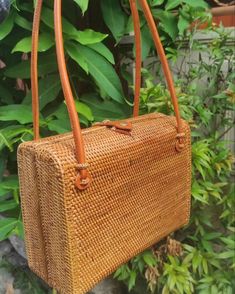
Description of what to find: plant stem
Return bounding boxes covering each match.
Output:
[217,122,235,141]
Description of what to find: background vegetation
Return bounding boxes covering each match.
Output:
[0,0,234,293]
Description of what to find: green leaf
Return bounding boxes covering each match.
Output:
[141,24,153,60]
[178,15,190,35]
[23,74,61,110]
[47,119,71,134]
[14,220,24,239]
[0,12,15,41]
[150,0,165,6]
[0,218,18,241]
[87,43,115,64]
[0,176,19,190]
[0,200,18,212]
[41,7,104,45]
[217,251,235,259]
[182,0,208,8]
[73,29,108,45]
[4,54,57,79]
[0,105,33,124]
[0,84,13,104]
[66,42,89,73]
[76,45,124,103]
[14,14,32,31]
[143,251,157,267]
[154,10,178,41]
[165,0,181,10]
[41,7,77,36]
[128,271,137,291]
[101,0,127,43]
[12,33,54,53]
[80,94,129,121]
[74,0,89,14]
[75,101,94,121]
[48,103,89,133]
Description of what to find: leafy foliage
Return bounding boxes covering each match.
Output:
[0,0,234,293]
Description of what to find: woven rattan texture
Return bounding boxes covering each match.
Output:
[18,113,191,294]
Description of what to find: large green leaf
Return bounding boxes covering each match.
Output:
[0,105,33,124]
[87,43,115,64]
[66,42,89,73]
[47,119,71,134]
[4,54,57,78]
[76,44,124,103]
[48,102,89,128]
[153,10,178,41]
[101,0,127,43]
[165,0,181,10]
[141,24,153,60]
[23,74,61,110]
[12,33,54,53]
[72,29,108,45]
[0,83,13,104]
[0,12,15,41]
[0,126,31,151]
[0,200,18,212]
[41,7,106,45]
[41,7,77,36]
[75,101,94,121]
[182,0,208,8]
[178,15,190,35]
[74,0,89,14]
[80,94,130,121]
[14,13,32,31]
[0,218,18,241]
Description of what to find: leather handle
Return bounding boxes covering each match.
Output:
[54,0,91,189]
[138,0,183,136]
[31,0,42,141]
[130,0,142,117]
[31,0,185,190]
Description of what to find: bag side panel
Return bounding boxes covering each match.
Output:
[35,152,74,293]
[17,145,48,281]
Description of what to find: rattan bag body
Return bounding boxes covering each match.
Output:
[17,0,191,293]
[18,113,191,294]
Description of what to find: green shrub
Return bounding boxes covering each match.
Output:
[0,0,234,293]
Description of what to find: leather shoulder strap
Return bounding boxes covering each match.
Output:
[31,0,185,190]
[130,0,142,117]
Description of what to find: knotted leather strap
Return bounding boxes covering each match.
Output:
[31,0,184,190]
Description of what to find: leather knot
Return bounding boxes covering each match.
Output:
[175,133,185,152]
[75,172,92,190]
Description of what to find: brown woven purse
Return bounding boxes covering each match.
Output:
[17,0,191,293]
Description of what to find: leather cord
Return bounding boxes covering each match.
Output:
[138,0,183,135]
[31,0,42,140]
[54,0,90,187]
[129,0,142,117]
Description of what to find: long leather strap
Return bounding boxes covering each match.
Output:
[31,0,184,189]
[130,0,142,117]
[31,0,42,141]
[138,0,183,135]
[54,0,90,187]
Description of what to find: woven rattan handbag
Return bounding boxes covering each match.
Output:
[17,0,191,293]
